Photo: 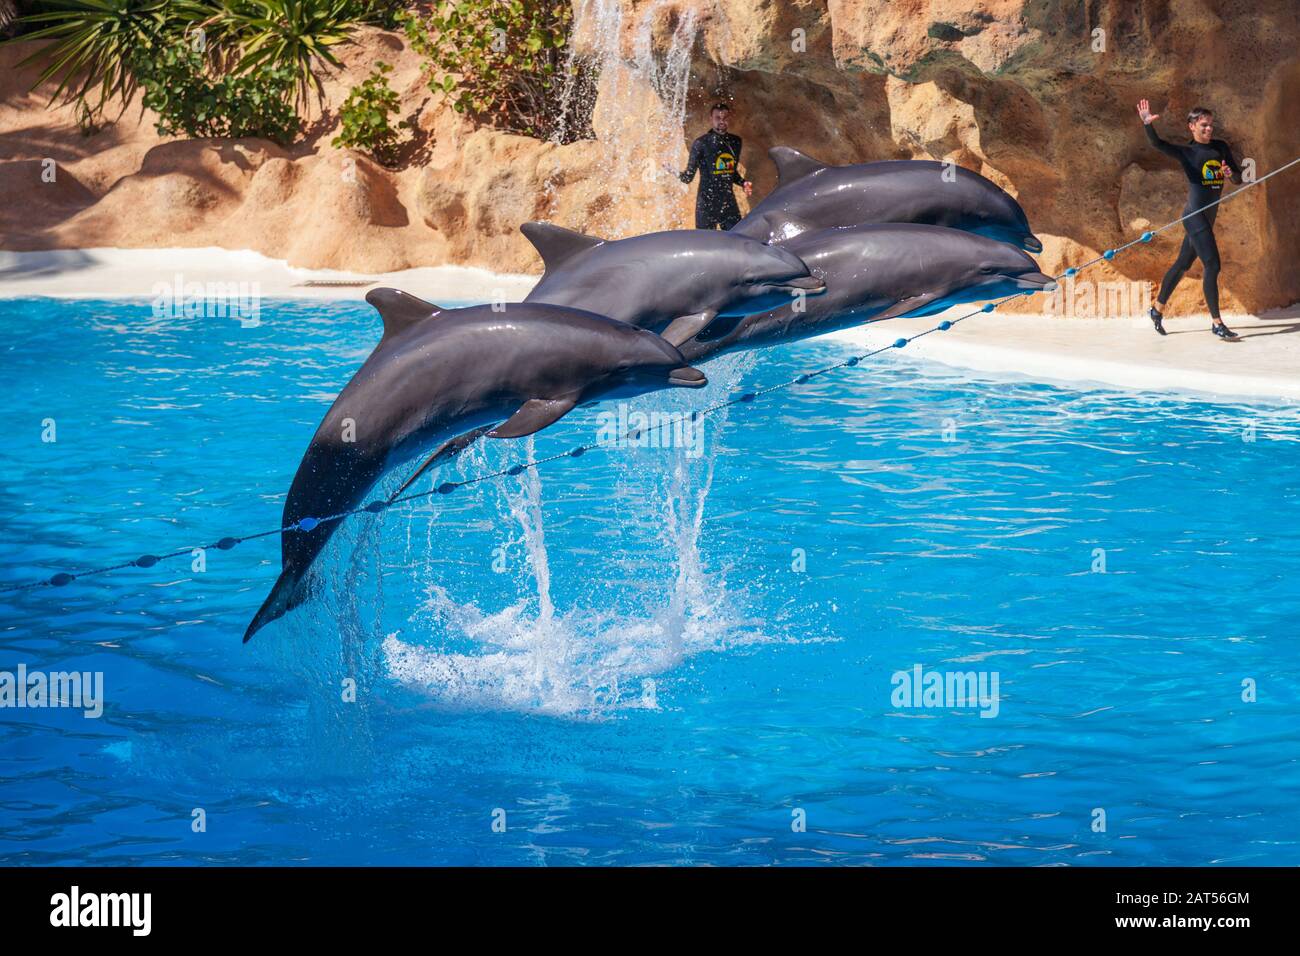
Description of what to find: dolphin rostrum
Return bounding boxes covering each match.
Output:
[677,222,1057,363]
[521,221,826,346]
[244,289,707,641]
[730,147,1043,252]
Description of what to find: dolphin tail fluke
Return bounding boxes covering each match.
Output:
[244,567,311,643]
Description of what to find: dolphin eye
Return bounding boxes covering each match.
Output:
[980,266,998,275]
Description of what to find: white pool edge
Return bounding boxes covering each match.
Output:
[3,246,1298,404]
[0,247,538,302]
[826,322,1300,403]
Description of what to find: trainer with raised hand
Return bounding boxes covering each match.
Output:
[667,102,754,230]
[1137,98,1244,339]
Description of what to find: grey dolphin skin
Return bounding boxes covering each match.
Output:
[244,289,707,641]
[730,147,1043,253]
[521,221,826,346]
[677,222,1056,364]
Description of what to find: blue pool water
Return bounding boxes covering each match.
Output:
[1,296,1298,866]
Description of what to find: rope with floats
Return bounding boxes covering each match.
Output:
[4,153,1298,595]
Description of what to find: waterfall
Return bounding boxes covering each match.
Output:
[549,0,701,232]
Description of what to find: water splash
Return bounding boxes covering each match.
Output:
[380,369,773,719]
[502,442,555,626]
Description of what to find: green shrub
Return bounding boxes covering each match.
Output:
[9,0,407,141]
[332,60,403,161]
[8,0,182,117]
[402,0,573,139]
[7,0,375,118]
[134,40,301,143]
[348,0,405,30]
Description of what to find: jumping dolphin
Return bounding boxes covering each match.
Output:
[730,147,1043,253]
[521,222,826,346]
[244,289,707,641]
[677,222,1056,363]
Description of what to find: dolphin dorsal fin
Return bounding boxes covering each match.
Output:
[365,287,443,339]
[770,146,828,186]
[520,221,604,274]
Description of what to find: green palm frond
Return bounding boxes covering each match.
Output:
[217,0,360,104]
[7,0,373,124]
[8,0,176,111]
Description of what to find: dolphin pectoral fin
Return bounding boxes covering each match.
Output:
[389,426,492,502]
[694,310,749,343]
[770,146,828,186]
[660,310,718,348]
[520,222,604,274]
[366,288,444,340]
[489,398,578,439]
[870,294,939,323]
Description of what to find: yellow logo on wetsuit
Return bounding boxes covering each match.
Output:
[712,152,737,176]
[1201,158,1224,186]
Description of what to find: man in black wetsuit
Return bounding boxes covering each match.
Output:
[1137,99,1244,339]
[669,103,754,229]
